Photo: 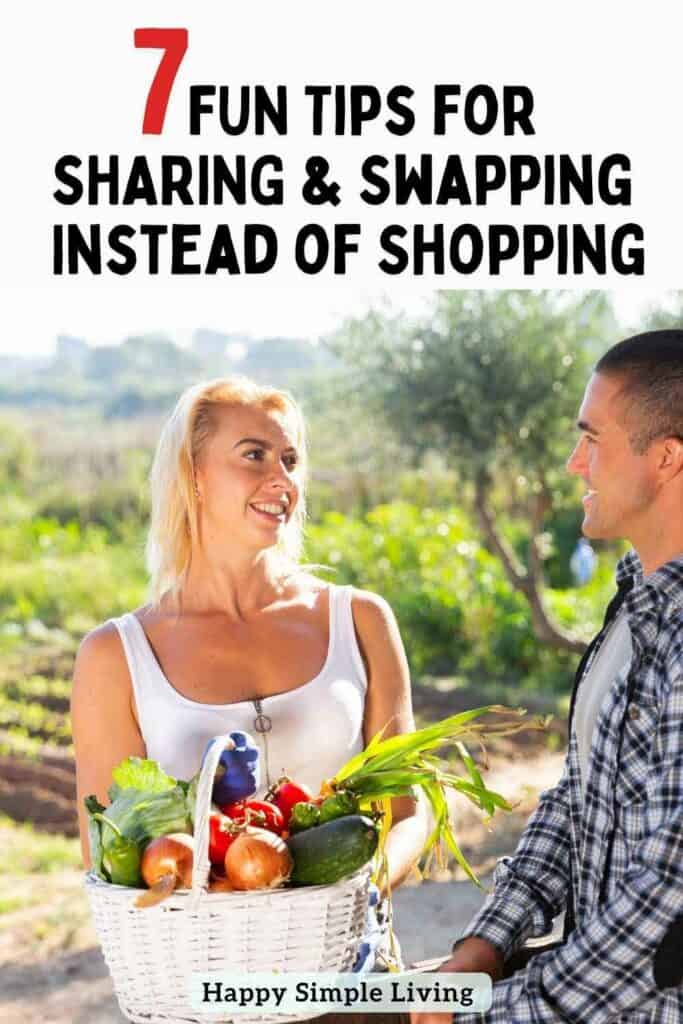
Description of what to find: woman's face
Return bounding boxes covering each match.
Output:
[194,402,303,552]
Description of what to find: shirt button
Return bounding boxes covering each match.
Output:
[628,704,641,721]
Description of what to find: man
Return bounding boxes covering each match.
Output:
[412,330,683,1023]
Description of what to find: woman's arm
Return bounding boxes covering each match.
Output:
[351,590,430,893]
[70,623,147,869]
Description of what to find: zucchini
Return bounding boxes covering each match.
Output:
[287,814,378,885]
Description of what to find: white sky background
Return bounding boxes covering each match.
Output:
[0,288,677,357]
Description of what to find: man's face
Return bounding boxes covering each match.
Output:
[566,372,659,542]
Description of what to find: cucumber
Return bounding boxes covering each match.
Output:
[287,814,378,885]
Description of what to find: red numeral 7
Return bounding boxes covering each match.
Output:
[134,28,188,135]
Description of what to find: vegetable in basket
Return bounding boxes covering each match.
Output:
[84,757,192,883]
[98,787,191,846]
[224,828,293,890]
[219,799,284,834]
[135,833,194,908]
[318,790,359,823]
[288,800,321,833]
[287,790,359,834]
[85,795,106,878]
[265,777,314,826]
[107,755,181,801]
[91,813,143,887]
[203,731,260,806]
[285,704,548,887]
[208,812,239,865]
[287,814,379,885]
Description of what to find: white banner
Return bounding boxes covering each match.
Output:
[1,1,682,295]
[189,971,492,1015]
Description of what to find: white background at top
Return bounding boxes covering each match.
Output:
[0,1,681,346]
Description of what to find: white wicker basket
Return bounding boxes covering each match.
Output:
[84,732,372,1024]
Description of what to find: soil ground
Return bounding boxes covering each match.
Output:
[0,679,566,1023]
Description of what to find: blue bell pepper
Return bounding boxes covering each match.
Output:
[203,731,260,806]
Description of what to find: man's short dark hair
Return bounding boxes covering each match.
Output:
[595,329,683,453]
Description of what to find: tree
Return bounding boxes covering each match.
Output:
[331,291,616,655]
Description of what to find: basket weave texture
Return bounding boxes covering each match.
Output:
[84,732,371,1024]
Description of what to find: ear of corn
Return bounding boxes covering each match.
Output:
[328,704,547,885]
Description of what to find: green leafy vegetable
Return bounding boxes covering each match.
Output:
[84,794,107,880]
[108,756,178,802]
[102,786,191,848]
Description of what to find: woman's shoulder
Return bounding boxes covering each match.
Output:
[348,587,395,624]
[286,576,394,626]
[74,615,135,674]
[346,589,407,685]
[71,620,144,756]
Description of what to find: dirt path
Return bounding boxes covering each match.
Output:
[0,749,565,1023]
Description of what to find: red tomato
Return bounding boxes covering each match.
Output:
[267,780,314,827]
[218,799,285,835]
[208,813,238,865]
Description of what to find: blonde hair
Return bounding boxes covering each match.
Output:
[146,376,307,606]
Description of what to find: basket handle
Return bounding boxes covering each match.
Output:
[189,733,237,899]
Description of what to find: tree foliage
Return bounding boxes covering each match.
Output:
[331,291,616,653]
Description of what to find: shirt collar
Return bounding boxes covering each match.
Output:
[616,549,683,652]
[615,549,643,588]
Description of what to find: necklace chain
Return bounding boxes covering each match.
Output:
[252,698,272,787]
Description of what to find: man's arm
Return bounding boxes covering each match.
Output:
[456,759,572,962]
[409,766,572,1024]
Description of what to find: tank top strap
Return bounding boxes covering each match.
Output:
[328,584,368,688]
[109,611,166,713]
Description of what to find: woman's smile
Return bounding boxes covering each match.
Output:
[249,498,290,523]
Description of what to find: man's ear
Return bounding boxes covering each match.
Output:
[657,436,683,482]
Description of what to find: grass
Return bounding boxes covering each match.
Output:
[0,816,93,962]
[0,814,81,879]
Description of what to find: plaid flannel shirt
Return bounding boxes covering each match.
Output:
[456,551,683,1023]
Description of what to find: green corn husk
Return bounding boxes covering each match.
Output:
[329,704,549,887]
[345,768,438,798]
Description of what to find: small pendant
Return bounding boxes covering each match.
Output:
[254,712,272,734]
[252,699,272,734]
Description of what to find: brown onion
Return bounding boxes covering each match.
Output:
[224,827,292,890]
[135,833,194,908]
[208,869,235,893]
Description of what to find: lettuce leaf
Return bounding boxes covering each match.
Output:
[102,786,191,846]
[108,756,177,802]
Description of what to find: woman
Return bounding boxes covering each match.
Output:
[71,376,428,958]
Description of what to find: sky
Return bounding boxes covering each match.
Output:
[0,287,678,357]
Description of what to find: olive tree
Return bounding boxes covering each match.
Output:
[331,291,615,655]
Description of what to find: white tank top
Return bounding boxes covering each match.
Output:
[109,585,367,793]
